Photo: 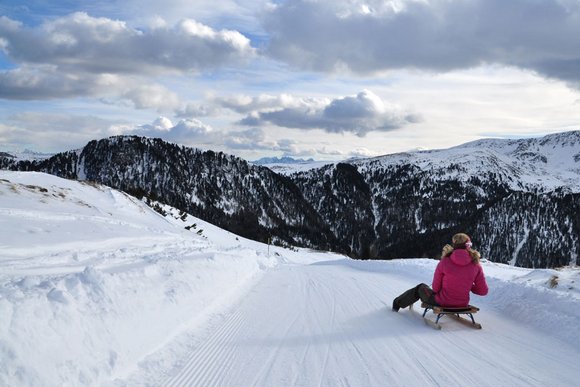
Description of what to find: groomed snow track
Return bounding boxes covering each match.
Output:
[158,260,580,387]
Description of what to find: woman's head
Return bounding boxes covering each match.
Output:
[451,233,481,263]
[452,233,471,249]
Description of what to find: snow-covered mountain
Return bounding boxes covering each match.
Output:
[293,131,580,267]
[252,156,332,175]
[357,130,580,192]
[1,136,343,253]
[0,149,54,161]
[1,131,579,267]
[1,170,579,386]
[252,156,316,165]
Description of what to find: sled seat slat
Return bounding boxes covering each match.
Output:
[420,302,479,314]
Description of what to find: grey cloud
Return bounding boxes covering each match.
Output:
[0,65,181,111]
[214,94,300,114]
[0,65,106,100]
[0,112,123,152]
[0,12,256,75]
[263,0,580,84]
[238,90,418,136]
[176,102,222,118]
[224,127,275,150]
[238,113,262,126]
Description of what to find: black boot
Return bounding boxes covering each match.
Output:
[392,299,400,312]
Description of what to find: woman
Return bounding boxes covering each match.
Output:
[392,233,488,311]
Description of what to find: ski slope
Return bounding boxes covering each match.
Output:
[150,258,580,387]
[1,171,579,386]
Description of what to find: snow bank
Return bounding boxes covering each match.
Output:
[0,171,279,386]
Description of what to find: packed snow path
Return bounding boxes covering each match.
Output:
[160,259,579,387]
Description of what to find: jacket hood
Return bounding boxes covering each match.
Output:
[450,249,472,266]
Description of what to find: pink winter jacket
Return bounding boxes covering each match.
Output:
[432,249,488,307]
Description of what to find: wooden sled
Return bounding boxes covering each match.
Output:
[421,302,482,330]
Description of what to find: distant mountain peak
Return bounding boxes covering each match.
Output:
[252,156,316,165]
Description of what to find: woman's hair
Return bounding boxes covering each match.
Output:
[443,233,481,264]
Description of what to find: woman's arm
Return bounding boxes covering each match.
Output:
[471,266,489,295]
[432,261,444,293]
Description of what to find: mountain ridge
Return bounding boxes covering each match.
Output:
[2,131,579,267]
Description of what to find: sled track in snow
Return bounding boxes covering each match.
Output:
[164,305,248,387]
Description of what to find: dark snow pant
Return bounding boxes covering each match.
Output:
[394,283,438,309]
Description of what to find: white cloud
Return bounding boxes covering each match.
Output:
[120,84,181,111]
[0,12,255,112]
[177,102,222,118]
[235,90,419,136]
[0,12,256,76]
[214,93,307,114]
[124,0,268,35]
[0,12,256,108]
[132,117,213,143]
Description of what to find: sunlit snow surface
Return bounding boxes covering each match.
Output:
[1,171,579,386]
[353,131,580,193]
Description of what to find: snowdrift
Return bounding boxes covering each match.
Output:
[0,171,281,385]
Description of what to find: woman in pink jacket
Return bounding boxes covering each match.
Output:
[392,233,488,311]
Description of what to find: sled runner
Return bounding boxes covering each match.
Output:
[420,302,482,330]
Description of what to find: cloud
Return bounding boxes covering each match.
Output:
[176,102,222,118]
[0,65,106,100]
[215,93,304,114]
[221,127,362,159]
[235,90,419,136]
[120,84,181,111]
[0,112,123,152]
[0,12,255,107]
[0,65,181,111]
[224,127,278,150]
[0,12,256,75]
[0,111,382,161]
[263,0,580,85]
[132,117,213,143]
[129,118,285,153]
[178,93,310,119]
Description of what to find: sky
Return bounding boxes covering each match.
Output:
[1,0,580,161]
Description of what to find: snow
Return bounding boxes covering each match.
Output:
[355,130,580,193]
[260,161,336,175]
[1,170,580,386]
[0,149,54,162]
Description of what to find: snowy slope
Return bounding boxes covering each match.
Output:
[0,171,281,386]
[1,171,579,386]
